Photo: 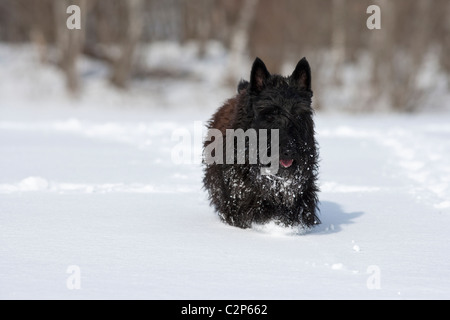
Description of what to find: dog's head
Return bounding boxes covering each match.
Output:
[242,57,316,175]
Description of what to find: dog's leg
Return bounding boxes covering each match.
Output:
[300,185,320,227]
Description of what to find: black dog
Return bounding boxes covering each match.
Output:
[203,57,320,229]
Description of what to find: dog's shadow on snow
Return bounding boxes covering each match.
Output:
[251,201,364,236]
[310,201,364,235]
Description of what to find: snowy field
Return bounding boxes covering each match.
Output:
[1,44,450,299]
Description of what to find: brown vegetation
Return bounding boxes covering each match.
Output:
[0,0,448,111]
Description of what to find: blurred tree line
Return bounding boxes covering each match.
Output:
[0,0,449,112]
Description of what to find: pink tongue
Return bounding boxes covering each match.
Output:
[280,159,293,168]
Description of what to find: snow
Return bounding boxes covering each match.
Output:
[1,43,450,300]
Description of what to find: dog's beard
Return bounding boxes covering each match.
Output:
[253,162,307,207]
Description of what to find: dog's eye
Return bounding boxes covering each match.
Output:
[259,112,274,122]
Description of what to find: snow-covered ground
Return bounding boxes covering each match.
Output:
[1,44,450,299]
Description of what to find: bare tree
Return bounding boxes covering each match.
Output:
[399,0,432,112]
[440,1,450,87]
[331,0,346,85]
[226,0,259,83]
[182,0,213,57]
[248,0,288,73]
[29,0,55,63]
[369,0,395,111]
[53,0,87,95]
[110,0,144,88]
[1,0,448,112]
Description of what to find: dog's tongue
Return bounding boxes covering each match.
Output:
[280,159,294,168]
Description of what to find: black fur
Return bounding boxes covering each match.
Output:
[203,57,320,229]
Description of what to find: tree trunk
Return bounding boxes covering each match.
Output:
[110,0,144,89]
[331,0,346,85]
[369,0,394,111]
[54,0,87,95]
[444,3,450,87]
[226,0,259,84]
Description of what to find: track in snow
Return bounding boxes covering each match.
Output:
[1,111,449,299]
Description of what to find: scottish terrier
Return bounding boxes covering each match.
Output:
[203,57,320,229]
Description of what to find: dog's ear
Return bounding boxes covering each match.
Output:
[237,79,249,93]
[291,57,311,91]
[250,58,270,93]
